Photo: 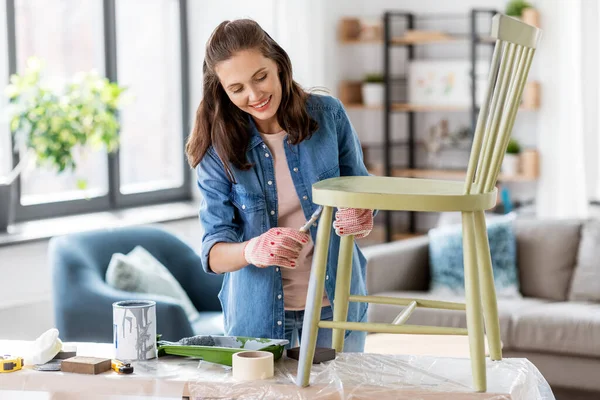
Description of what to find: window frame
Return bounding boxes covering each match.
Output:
[6,0,192,223]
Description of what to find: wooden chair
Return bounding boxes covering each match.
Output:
[296,14,542,392]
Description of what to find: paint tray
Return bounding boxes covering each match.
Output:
[156,336,289,366]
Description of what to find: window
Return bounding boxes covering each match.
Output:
[115,0,184,195]
[14,0,108,205]
[0,2,9,178]
[4,0,191,222]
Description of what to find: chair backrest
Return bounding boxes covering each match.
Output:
[464,14,542,195]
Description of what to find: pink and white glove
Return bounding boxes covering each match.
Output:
[244,227,310,269]
[333,208,374,238]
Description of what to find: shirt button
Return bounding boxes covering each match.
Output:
[268,180,273,185]
[326,275,329,280]
[270,210,275,215]
[293,167,298,172]
[278,294,282,299]
[302,195,308,200]
[262,144,266,148]
[275,267,280,272]
[242,205,246,210]
[277,320,282,326]
[265,153,270,158]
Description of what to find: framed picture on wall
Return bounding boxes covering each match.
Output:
[408,60,488,107]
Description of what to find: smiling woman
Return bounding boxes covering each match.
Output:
[215,51,283,133]
[186,19,317,180]
[185,19,374,353]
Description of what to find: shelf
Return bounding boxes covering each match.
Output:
[345,103,469,112]
[344,103,539,112]
[367,166,539,183]
[340,35,494,46]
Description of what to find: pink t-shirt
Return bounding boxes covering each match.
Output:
[260,130,330,311]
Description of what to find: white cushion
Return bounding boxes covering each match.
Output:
[106,246,200,322]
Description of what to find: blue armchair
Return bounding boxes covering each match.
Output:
[49,225,224,342]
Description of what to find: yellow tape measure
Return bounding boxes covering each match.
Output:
[1,355,24,373]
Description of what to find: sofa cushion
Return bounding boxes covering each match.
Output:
[511,301,600,358]
[513,219,581,301]
[106,245,200,322]
[569,219,600,302]
[428,213,520,298]
[367,290,550,350]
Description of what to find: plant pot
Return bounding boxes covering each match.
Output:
[362,83,384,106]
[0,181,17,232]
[501,154,520,176]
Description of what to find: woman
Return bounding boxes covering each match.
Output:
[186,19,373,351]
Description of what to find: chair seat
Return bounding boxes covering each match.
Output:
[312,176,497,212]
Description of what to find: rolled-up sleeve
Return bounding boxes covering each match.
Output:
[196,149,241,274]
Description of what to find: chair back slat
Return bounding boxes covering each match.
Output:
[463,14,541,195]
[464,41,502,194]
[478,42,521,191]
[474,42,517,192]
[488,48,535,190]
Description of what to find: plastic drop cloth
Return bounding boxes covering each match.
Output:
[0,340,193,400]
[188,353,556,400]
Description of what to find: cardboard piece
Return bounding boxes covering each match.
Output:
[61,356,111,375]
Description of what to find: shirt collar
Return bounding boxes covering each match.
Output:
[247,116,264,151]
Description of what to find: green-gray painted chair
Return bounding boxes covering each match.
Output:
[296,13,542,392]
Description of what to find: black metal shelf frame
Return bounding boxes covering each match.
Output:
[381,9,497,242]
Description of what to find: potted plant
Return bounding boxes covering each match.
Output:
[0,57,128,232]
[502,137,521,176]
[505,0,539,27]
[362,73,385,107]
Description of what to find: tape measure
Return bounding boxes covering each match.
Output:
[1,355,24,373]
[111,359,133,374]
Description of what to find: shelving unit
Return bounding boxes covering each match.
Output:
[338,10,540,243]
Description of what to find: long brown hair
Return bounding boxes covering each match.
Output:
[185,19,318,180]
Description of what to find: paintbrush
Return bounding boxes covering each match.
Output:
[299,206,323,233]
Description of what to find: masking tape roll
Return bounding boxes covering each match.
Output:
[232,351,274,381]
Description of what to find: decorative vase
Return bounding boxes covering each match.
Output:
[362,83,384,106]
[521,8,540,28]
[520,149,540,178]
[502,154,520,176]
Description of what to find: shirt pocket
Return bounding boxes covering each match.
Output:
[230,187,267,236]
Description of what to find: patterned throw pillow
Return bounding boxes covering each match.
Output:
[428,213,521,298]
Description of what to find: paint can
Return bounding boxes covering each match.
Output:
[112,300,157,361]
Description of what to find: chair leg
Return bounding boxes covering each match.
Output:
[332,235,354,352]
[474,210,503,361]
[462,212,487,392]
[296,206,333,387]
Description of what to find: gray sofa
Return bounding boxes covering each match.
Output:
[362,218,600,400]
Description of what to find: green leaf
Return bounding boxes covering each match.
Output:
[4,57,127,188]
[76,179,88,190]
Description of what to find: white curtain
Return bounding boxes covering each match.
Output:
[535,0,589,218]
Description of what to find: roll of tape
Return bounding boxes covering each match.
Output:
[232,351,274,381]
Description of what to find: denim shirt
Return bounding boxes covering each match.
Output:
[195,94,369,340]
